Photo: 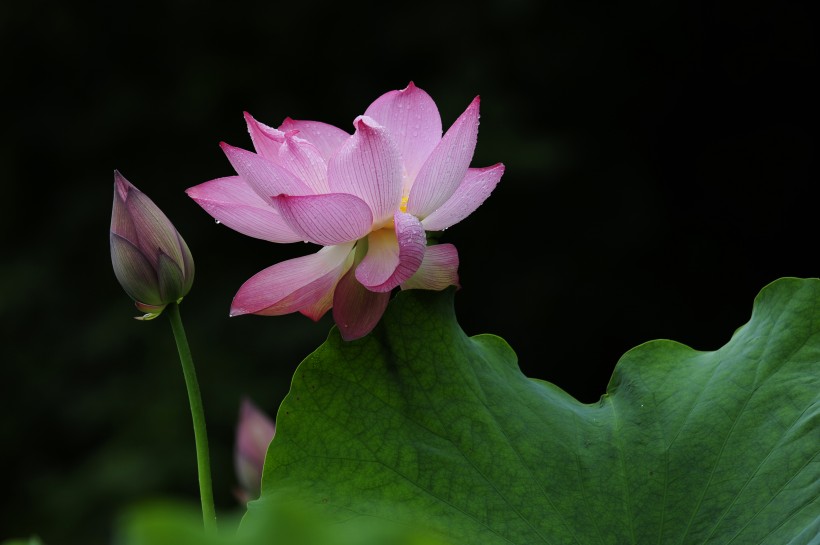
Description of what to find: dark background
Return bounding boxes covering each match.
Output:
[1,0,816,543]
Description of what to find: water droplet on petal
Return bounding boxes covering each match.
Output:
[215,219,221,224]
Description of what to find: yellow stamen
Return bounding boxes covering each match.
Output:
[399,195,409,213]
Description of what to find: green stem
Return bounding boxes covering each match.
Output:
[167,302,217,533]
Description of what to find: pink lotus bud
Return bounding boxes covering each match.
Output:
[110,170,195,320]
[234,397,276,503]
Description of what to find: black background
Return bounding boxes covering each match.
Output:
[1,1,816,543]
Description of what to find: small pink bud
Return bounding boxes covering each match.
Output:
[234,397,276,503]
[110,171,195,320]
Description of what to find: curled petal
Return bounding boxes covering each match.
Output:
[244,112,286,161]
[231,243,355,317]
[407,97,480,218]
[278,132,330,193]
[221,143,314,204]
[279,118,350,161]
[186,176,302,243]
[420,163,505,231]
[327,116,403,225]
[401,244,460,291]
[272,193,373,246]
[364,82,442,186]
[355,212,426,293]
[332,267,391,341]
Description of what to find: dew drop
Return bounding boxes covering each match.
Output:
[214,219,221,224]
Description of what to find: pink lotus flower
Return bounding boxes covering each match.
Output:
[187,82,504,340]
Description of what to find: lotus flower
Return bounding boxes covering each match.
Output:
[234,397,276,503]
[187,82,504,340]
[111,170,195,320]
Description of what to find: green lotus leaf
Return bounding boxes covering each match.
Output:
[244,278,819,544]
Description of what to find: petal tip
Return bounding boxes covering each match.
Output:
[353,115,381,131]
[113,170,132,198]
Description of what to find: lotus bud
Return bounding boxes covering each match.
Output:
[234,397,276,503]
[110,170,195,320]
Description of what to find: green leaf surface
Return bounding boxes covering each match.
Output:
[247,278,820,544]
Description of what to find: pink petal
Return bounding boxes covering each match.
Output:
[355,212,426,293]
[332,267,391,341]
[245,116,330,193]
[234,397,276,499]
[327,116,403,225]
[364,82,442,187]
[400,243,460,291]
[124,185,184,268]
[186,176,303,243]
[221,143,314,204]
[420,163,505,231]
[279,118,350,161]
[111,171,138,243]
[406,97,481,218]
[231,243,354,317]
[244,112,285,161]
[272,193,373,246]
[277,132,330,193]
[110,233,162,305]
[298,280,337,321]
